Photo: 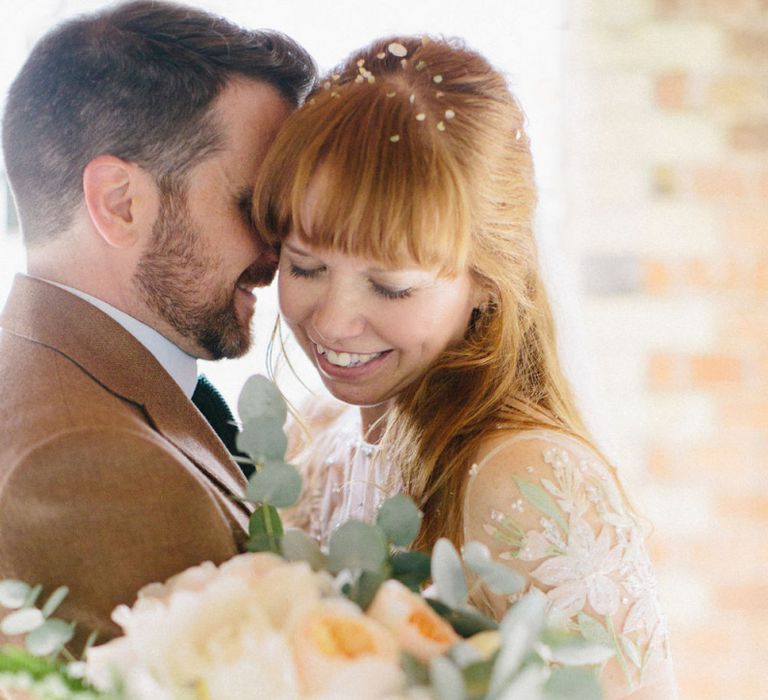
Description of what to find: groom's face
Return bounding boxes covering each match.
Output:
[133,80,291,359]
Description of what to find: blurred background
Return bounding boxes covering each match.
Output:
[0,1,765,697]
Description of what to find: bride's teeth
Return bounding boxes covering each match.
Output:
[318,344,382,367]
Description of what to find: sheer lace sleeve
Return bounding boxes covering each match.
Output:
[463,430,676,699]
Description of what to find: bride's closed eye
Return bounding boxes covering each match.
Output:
[288,263,323,279]
[287,263,412,301]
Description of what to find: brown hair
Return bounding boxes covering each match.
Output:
[2,0,316,246]
[255,36,591,552]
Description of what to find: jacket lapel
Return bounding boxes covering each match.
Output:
[1,275,250,517]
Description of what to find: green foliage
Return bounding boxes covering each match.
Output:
[280,529,329,571]
[246,504,284,553]
[431,538,469,609]
[237,374,288,425]
[376,494,423,548]
[462,542,523,596]
[328,521,388,574]
[0,580,31,609]
[246,461,302,508]
[390,550,431,591]
[543,667,604,700]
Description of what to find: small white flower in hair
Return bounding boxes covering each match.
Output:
[376,51,386,59]
[433,75,443,84]
[409,94,416,104]
[415,113,426,121]
[416,60,427,71]
[389,134,401,142]
[386,91,397,98]
[445,109,455,119]
[437,121,446,131]
[388,42,408,58]
[355,75,364,83]
[357,59,366,67]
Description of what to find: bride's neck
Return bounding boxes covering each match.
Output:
[359,401,394,444]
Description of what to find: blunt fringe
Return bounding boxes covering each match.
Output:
[2,0,316,245]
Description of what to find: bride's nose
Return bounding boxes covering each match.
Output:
[310,283,366,343]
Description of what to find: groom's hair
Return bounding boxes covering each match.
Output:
[2,0,316,246]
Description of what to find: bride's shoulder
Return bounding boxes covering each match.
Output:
[466,428,632,525]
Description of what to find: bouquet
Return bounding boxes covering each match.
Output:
[0,376,612,699]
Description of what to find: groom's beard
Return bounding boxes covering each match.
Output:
[133,192,268,360]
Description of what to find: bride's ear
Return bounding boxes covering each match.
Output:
[82,155,158,249]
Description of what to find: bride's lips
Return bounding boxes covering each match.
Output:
[310,341,392,379]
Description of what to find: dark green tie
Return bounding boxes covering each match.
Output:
[191,375,254,478]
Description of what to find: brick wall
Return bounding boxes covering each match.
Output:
[567,1,768,698]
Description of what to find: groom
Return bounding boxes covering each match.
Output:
[0,1,314,644]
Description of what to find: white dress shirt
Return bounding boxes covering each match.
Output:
[40,278,198,398]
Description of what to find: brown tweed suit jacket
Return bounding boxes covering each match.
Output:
[0,274,251,648]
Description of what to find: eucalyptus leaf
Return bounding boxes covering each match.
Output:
[237,416,288,463]
[246,461,302,508]
[488,590,547,697]
[543,667,603,700]
[494,662,549,700]
[577,613,613,648]
[328,521,388,574]
[25,619,74,657]
[430,655,465,700]
[391,551,431,591]
[280,529,329,571]
[376,494,423,548]
[40,587,69,619]
[462,658,496,698]
[347,569,388,610]
[545,636,614,666]
[0,580,31,610]
[246,504,284,553]
[426,599,498,638]
[237,374,288,424]
[463,541,524,595]
[431,538,468,609]
[24,584,43,608]
[0,607,45,636]
[513,477,568,534]
[401,652,430,688]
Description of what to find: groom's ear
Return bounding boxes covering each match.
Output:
[82,155,158,249]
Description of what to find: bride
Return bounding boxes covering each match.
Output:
[253,36,677,699]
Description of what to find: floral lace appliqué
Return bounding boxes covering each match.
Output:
[475,435,670,689]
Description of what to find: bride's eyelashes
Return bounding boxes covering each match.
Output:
[287,263,413,301]
[370,281,412,300]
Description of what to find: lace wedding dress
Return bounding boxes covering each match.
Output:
[286,402,677,698]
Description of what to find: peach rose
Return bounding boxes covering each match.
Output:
[367,579,460,663]
[293,599,404,698]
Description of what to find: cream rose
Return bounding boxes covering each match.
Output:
[367,579,460,663]
[293,599,404,698]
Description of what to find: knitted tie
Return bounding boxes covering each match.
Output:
[191,375,254,478]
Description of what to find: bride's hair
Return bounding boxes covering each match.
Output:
[254,36,592,552]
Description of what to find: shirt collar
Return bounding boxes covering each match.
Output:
[40,279,198,398]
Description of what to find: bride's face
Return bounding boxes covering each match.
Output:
[278,231,480,409]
